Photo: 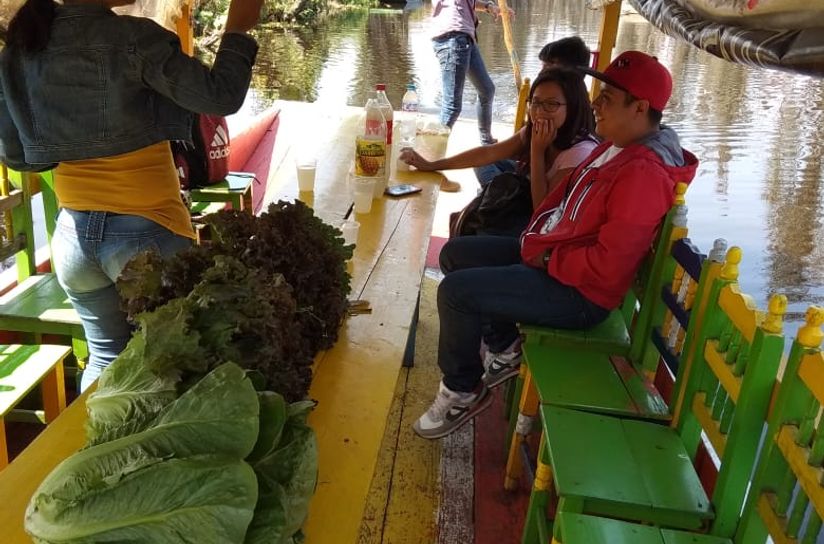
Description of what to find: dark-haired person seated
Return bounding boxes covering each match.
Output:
[413,51,699,439]
[401,68,597,197]
[539,36,591,71]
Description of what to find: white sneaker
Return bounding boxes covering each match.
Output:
[413,381,493,439]
[482,338,522,388]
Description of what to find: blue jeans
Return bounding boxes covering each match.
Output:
[437,236,609,392]
[474,159,517,187]
[433,32,496,144]
[51,210,191,391]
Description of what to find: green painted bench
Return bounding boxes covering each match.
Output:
[0,343,71,468]
[189,172,256,213]
[522,255,787,542]
[0,169,87,374]
[552,512,731,544]
[504,182,692,483]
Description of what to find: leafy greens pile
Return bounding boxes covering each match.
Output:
[25,201,352,543]
[120,200,353,355]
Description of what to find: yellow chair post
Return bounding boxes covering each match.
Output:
[176,0,195,56]
[514,78,531,133]
[591,0,623,101]
[504,365,540,490]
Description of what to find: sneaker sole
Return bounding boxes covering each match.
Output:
[482,365,521,389]
[412,389,494,440]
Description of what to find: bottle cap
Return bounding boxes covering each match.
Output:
[376,83,386,91]
[406,83,416,90]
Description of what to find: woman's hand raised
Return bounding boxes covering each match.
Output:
[226,0,266,34]
[530,118,556,157]
[400,148,435,171]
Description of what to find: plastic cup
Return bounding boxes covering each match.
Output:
[340,220,360,247]
[296,159,317,192]
[373,176,388,198]
[352,177,376,214]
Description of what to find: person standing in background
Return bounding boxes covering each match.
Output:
[0,0,264,390]
[431,0,513,145]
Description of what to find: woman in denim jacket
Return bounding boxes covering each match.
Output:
[0,0,263,390]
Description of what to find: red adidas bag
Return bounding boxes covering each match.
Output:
[174,114,230,189]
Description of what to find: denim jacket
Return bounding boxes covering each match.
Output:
[0,4,258,171]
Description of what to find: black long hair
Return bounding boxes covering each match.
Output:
[524,67,596,153]
[7,0,58,53]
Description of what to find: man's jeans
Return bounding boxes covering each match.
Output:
[437,236,610,392]
[51,210,191,391]
[433,32,496,144]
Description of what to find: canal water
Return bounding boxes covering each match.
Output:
[241,0,824,337]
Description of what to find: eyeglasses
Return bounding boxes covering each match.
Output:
[529,99,566,113]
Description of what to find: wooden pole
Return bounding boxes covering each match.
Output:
[590,0,622,100]
[497,0,521,89]
[176,0,195,56]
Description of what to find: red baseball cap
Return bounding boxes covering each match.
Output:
[582,51,673,112]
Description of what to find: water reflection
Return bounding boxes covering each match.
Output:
[237,0,823,336]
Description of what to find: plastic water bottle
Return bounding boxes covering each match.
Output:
[375,84,394,186]
[375,84,394,145]
[400,83,419,146]
[397,83,419,172]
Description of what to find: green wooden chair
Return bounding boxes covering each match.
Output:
[0,343,72,468]
[522,250,787,542]
[0,169,87,376]
[735,305,824,544]
[504,182,692,481]
[504,234,727,490]
[551,512,732,544]
[189,172,255,214]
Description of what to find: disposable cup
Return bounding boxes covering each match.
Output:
[352,177,376,214]
[341,220,360,247]
[296,158,317,192]
[373,176,388,198]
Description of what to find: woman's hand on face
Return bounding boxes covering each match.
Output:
[530,118,556,156]
[225,0,265,34]
[400,148,434,170]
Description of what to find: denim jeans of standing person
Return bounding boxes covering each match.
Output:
[433,32,496,145]
[437,235,610,392]
[51,210,192,391]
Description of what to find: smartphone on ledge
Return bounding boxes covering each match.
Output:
[385,183,422,197]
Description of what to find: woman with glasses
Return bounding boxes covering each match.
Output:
[400,68,597,206]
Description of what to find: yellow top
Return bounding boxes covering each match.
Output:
[54,142,195,239]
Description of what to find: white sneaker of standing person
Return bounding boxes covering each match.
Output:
[413,381,493,439]
[481,337,523,388]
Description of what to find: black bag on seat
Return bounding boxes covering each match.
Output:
[449,172,533,238]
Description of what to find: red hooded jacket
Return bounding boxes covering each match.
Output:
[520,128,699,309]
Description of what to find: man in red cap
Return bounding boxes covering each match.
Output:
[414,51,698,440]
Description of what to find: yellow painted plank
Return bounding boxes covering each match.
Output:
[283,102,447,543]
[379,278,443,544]
[776,425,824,522]
[798,351,824,407]
[718,284,760,344]
[357,366,407,544]
[303,199,438,542]
[0,416,7,469]
[0,387,95,543]
[692,393,727,458]
[756,493,797,544]
[703,340,742,403]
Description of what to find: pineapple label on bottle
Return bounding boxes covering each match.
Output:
[355,136,386,178]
